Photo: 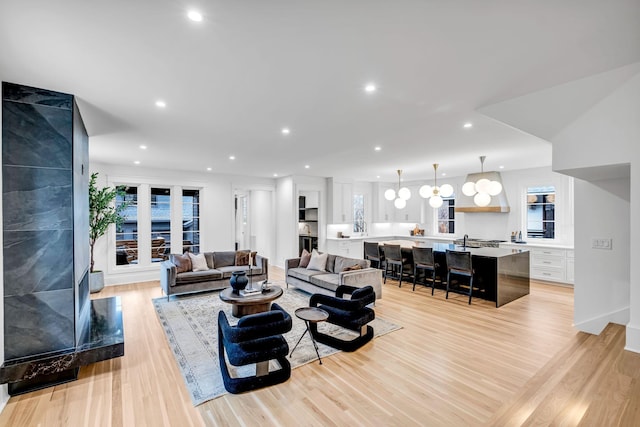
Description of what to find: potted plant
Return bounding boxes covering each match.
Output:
[89,172,128,293]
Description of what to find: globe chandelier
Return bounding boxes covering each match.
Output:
[461,156,503,207]
[384,169,411,209]
[419,163,454,208]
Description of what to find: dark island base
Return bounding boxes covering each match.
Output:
[0,296,125,395]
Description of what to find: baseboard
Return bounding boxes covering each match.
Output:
[625,323,640,354]
[574,306,630,334]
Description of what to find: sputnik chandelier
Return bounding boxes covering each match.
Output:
[385,169,411,209]
[419,163,453,208]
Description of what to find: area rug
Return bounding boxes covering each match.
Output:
[153,284,401,405]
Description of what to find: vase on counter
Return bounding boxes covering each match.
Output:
[230,271,248,293]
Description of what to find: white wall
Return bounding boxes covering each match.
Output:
[574,178,630,333]
[275,176,295,268]
[552,70,640,350]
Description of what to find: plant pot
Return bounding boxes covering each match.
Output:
[90,271,105,293]
[229,271,248,293]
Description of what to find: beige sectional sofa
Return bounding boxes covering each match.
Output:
[285,253,382,299]
[160,250,268,299]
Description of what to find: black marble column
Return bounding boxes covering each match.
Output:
[2,82,92,391]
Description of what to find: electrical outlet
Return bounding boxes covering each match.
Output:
[591,238,613,250]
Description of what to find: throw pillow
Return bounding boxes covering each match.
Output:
[171,253,192,273]
[306,250,328,271]
[343,264,363,272]
[248,251,258,266]
[299,249,311,268]
[188,252,209,272]
[235,250,250,266]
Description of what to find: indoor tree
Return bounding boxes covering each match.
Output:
[89,172,128,274]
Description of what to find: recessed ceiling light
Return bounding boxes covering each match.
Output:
[376,175,380,179]
[273,173,278,177]
[304,165,310,169]
[134,160,140,165]
[187,10,203,22]
[364,83,377,93]
[139,145,147,150]
[206,167,212,171]
[281,128,290,135]
[499,165,505,169]
[463,122,473,128]
[229,155,235,160]
[442,173,446,176]
[155,100,166,108]
[374,146,381,151]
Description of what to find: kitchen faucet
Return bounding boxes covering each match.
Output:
[463,234,468,249]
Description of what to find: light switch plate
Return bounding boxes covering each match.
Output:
[592,238,613,250]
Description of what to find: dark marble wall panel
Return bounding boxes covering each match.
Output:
[2,82,72,110]
[3,230,73,296]
[2,166,72,231]
[2,102,72,169]
[4,289,75,360]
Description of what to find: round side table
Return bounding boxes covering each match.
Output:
[290,307,329,364]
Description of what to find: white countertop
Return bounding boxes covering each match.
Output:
[326,235,573,250]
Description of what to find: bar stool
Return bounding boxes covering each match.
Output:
[383,244,411,287]
[445,250,474,304]
[364,241,384,270]
[412,247,439,294]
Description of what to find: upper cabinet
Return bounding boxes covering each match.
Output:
[373,182,422,223]
[327,178,353,224]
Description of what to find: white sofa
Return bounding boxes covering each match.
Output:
[285,253,382,299]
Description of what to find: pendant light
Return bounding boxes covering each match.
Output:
[419,163,454,208]
[462,156,503,207]
[384,169,411,209]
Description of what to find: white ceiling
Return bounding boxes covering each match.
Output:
[1,0,639,182]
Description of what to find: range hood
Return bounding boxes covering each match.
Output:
[455,171,510,213]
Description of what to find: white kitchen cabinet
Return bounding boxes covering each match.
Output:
[326,239,363,258]
[327,178,353,224]
[372,182,394,222]
[394,185,421,223]
[500,243,573,285]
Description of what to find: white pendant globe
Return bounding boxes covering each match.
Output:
[488,180,503,196]
[419,184,432,198]
[429,195,443,208]
[439,184,454,198]
[394,197,406,209]
[384,188,396,201]
[475,178,491,194]
[474,192,491,207]
[398,187,411,200]
[462,181,477,196]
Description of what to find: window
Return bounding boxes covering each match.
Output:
[437,197,455,234]
[151,187,171,262]
[183,189,200,253]
[527,186,555,239]
[115,186,138,265]
[353,194,365,233]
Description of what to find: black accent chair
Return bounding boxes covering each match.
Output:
[218,303,293,394]
[309,285,375,352]
[383,244,411,287]
[412,247,439,294]
[364,241,384,270]
[445,250,475,304]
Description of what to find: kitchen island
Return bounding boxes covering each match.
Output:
[380,240,530,307]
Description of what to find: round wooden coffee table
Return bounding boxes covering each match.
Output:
[219,285,283,318]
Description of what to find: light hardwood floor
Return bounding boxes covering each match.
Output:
[1,268,638,426]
